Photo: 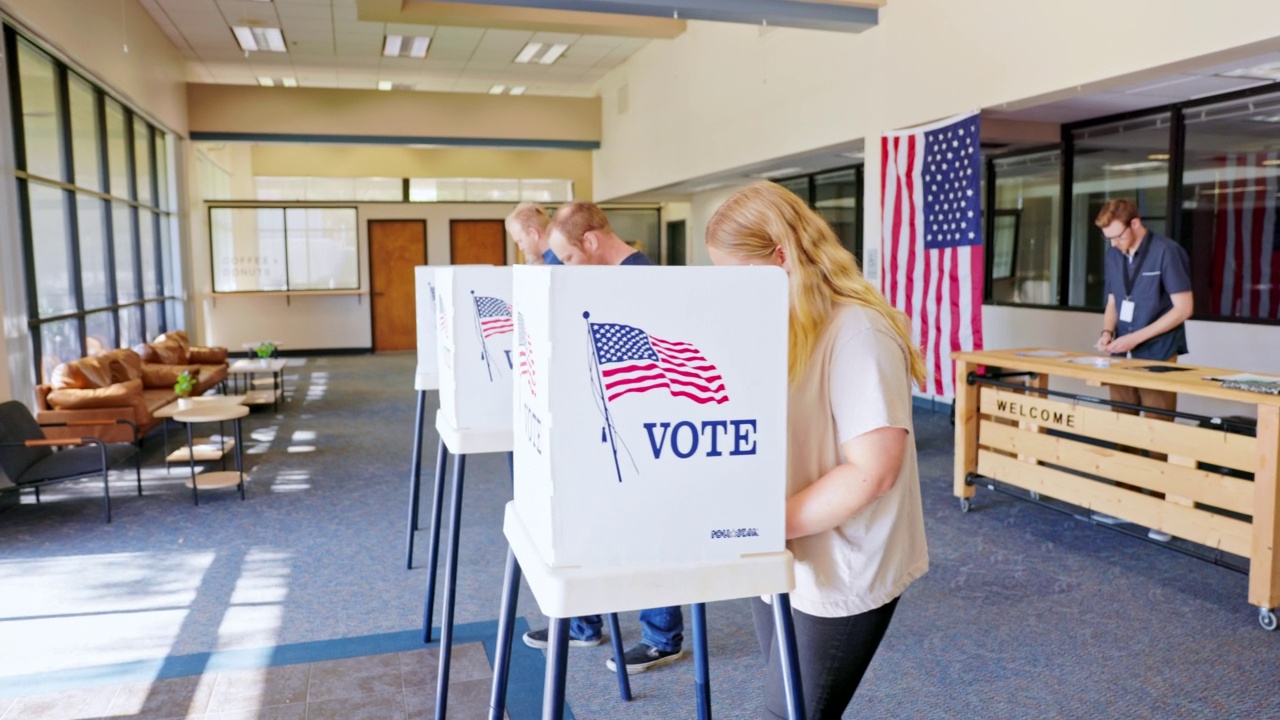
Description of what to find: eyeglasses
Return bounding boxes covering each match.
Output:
[1103,226,1129,242]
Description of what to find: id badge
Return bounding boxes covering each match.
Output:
[1119,299,1135,323]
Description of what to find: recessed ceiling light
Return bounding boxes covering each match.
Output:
[840,151,865,160]
[383,35,402,57]
[539,43,569,65]
[489,85,507,95]
[1220,62,1280,81]
[1148,153,1170,161]
[257,77,274,87]
[232,26,286,53]
[514,42,543,64]
[377,80,392,91]
[281,77,297,88]
[509,86,526,96]
[409,36,431,58]
[384,34,430,59]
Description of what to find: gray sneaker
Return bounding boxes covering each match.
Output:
[522,628,603,649]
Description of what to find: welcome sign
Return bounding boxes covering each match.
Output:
[512,265,788,570]
[436,266,514,433]
[414,266,439,391]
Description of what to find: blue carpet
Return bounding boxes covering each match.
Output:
[1,354,1278,718]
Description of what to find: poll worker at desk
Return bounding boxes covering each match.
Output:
[1093,198,1194,541]
[522,201,685,676]
[1093,198,1194,413]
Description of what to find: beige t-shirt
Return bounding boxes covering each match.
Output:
[785,303,929,617]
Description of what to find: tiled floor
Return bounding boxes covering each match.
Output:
[0,643,502,720]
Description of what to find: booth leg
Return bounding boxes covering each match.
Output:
[421,437,449,642]
[489,547,522,720]
[692,602,711,720]
[605,613,632,701]
[541,617,571,720]
[772,594,806,720]
[432,453,467,720]
[406,390,427,569]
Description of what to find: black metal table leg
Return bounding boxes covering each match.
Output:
[772,593,806,720]
[692,602,711,720]
[421,436,449,642]
[406,390,427,569]
[488,547,522,720]
[185,421,199,506]
[432,452,467,720]
[542,617,571,720]
[234,416,245,500]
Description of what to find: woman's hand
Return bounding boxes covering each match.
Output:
[785,426,908,540]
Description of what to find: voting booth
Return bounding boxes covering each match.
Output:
[511,265,789,572]
[435,266,514,450]
[413,266,439,391]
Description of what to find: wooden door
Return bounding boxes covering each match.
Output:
[369,220,426,352]
[450,220,507,265]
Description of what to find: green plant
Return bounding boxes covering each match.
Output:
[255,341,277,359]
[174,370,196,398]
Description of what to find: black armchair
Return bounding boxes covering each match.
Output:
[0,400,140,523]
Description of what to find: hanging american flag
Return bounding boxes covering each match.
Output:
[517,312,536,396]
[881,110,985,399]
[1210,153,1280,319]
[474,296,513,338]
[589,322,728,405]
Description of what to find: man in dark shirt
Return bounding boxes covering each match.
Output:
[547,201,654,267]
[505,202,562,265]
[522,202,681,674]
[1092,199,1194,540]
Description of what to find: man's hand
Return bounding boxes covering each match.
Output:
[1105,333,1141,355]
[1094,334,1111,352]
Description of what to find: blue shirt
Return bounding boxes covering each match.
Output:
[1103,232,1191,360]
[619,251,654,266]
[542,248,562,265]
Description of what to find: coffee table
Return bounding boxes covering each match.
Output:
[156,395,247,466]
[228,358,289,412]
[173,404,250,505]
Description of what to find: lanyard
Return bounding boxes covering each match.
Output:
[1121,233,1152,300]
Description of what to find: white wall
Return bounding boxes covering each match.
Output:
[196,203,519,351]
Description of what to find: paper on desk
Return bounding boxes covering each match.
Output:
[1203,372,1280,383]
[1063,356,1115,367]
[1017,350,1067,357]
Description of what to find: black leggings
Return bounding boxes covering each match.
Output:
[751,595,900,720]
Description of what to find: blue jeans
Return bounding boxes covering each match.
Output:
[570,606,683,652]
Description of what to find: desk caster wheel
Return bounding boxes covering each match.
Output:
[1260,608,1277,631]
[960,498,971,513]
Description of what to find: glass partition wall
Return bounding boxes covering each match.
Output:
[5,25,182,382]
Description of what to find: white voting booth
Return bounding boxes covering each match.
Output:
[506,265,794,617]
[413,266,439,391]
[435,266,515,453]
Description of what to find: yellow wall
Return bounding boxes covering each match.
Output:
[249,144,595,200]
[188,85,600,146]
[594,0,1280,202]
[0,0,187,133]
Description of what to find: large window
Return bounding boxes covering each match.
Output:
[209,207,359,293]
[1181,93,1280,321]
[775,166,864,259]
[6,26,182,381]
[989,150,1062,305]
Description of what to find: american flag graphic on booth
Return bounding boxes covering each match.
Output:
[881,110,985,399]
[589,322,728,405]
[474,296,513,338]
[517,312,536,396]
[1210,152,1280,319]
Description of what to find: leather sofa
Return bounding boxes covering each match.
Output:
[35,331,229,444]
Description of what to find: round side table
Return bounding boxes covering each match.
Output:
[173,404,250,505]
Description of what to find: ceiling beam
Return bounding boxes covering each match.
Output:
[359,0,687,39]
[441,0,880,33]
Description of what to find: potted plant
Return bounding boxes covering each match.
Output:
[174,370,197,409]
[255,341,277,365]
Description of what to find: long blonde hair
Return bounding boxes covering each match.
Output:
[706,182,926,386]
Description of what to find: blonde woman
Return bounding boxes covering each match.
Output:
[706,182,929,719]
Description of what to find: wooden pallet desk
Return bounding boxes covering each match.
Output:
[951,348,1280,630]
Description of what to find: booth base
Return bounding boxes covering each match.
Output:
[502,502,794,618]
[435,411,512,454]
